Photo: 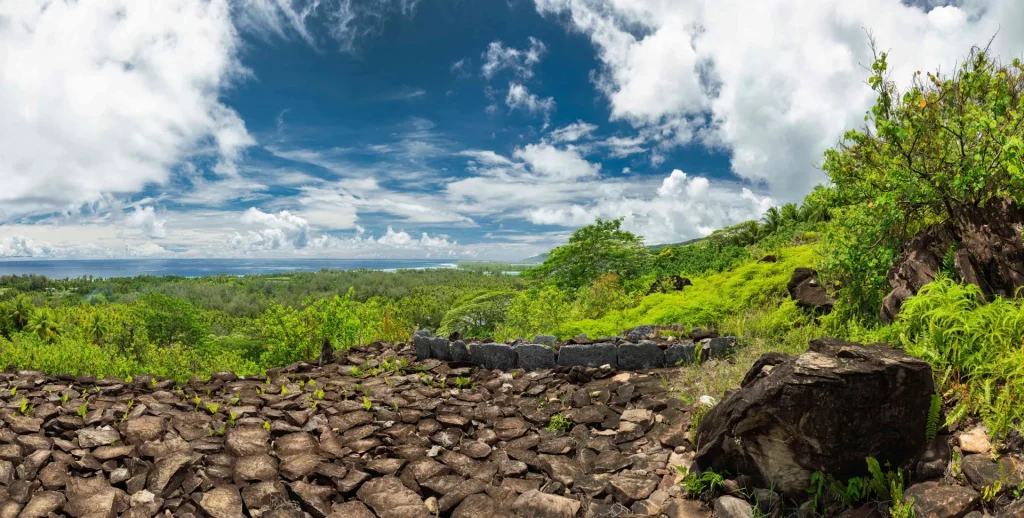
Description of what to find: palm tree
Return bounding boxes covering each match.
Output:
[11,295,34,331]
[781,203,800,223]
[799,199,829,224]
[735,220,763,246]
[27,308,59,342]
[87,312,109,344]
[761,207,784,235]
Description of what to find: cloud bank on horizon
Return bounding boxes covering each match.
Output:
[1,0,1022,259]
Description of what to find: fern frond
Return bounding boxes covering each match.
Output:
[925,393,942,443]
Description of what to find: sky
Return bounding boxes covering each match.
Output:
[2,0,1024,260]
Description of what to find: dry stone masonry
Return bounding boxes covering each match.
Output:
[413,327,739,372]
[0,336,707,518]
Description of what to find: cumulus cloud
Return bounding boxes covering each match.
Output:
[534,0,1024,199]
[125,207,168,239]
[506,83,556,121]
[526,170,773,242]
[0,235,54,258]
[233,208,314,250]
[513,143,600,180]
[482,37,547,79]
[0,0,254,220]
[375,227,455,248]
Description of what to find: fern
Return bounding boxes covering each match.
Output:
[865,457,890,501]
[925,394,942,443]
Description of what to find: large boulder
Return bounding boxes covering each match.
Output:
[514,343,556,371]
[881,198,1024,323]
[786,268,834,311]
[694,338,934,495]
[556,343,617,369]
[617,342,665,370]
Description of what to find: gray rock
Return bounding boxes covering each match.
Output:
[533,335,558,346]
[695,338,934,495]
[556,343,617,369]
[904,482,979,518]
[665,342,697,366]
[617,341,665,370]
[714,496,753,518]
[450,340,471,362]
[428,337,451,361]
[512,490,581,518]
[515,343,556,371]
[356,476,430,518]
[414,332,432,361]
[627,325,656,342]
[707,336,739,358]
[469,342,518,370]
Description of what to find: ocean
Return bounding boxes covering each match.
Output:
[0,258,458,279]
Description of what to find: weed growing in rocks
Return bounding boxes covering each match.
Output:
[679,468,725,498]
[546,413,572,432]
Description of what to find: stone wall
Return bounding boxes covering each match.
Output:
[414,330,739,372]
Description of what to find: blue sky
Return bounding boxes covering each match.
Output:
[2,0,1023,259]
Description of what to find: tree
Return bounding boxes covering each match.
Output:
[135,293,207,347]
[821,43,1024,315]
[781,203,800,224]
[11,295,34,331]
[439,290,516,338]
[87,312,109,345]
[525,218,652,291]
[761,206,784,234]
[26,308,59,342]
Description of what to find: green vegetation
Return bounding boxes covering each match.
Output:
[546,412,572,432]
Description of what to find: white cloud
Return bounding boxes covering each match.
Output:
[234,208,313,250]
[527,169,773,243]
[375,226,455,248]
[505,83,556,121]
[549,121,599,143]
[481,37,547,79]
[534,0,1024,199]
[125,207,167,239]
[0,235,54,258]
[0,0,254,220]
[513,143,600,180]
[235,0,422,51]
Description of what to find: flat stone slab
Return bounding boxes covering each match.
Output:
[665,342,697,367]
[617,341,665,370]
[514,343,556,371]
[556,343,617,369]
[470,343,518,371]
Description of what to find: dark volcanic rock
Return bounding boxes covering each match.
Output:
[904,482,980,518]
[450,340,471,362]
[665,342,697,366]
[617,341,665,370]
[694,338,934,495]
[556,343,617,368]
[469,343,517,371]
[787,268,834,310]
[514,343,556,371]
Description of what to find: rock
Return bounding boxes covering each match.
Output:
[121,416,165,443]
[694,338,934,495]
[689,328,718,341]
[19,491,65,518]
[961,455,1022,493]
[147,453,194,496]
[470,343,518,371]
[225,426,270,457]
[77,427,121,448]
[751,488,781,514]
[514,343,556,371]
[707,336,738,359]
[450,340,471,362]
[451,494,504,518]
[787,268,834,310]
[959,427,992,454]
[414,332,433,361]
[556,343,617,369]
[197,486,243,518]
[627,325,656,341]
[665,499,710,518]
[533,335,558,346]
[429,337,452,361]
[511,490,581,518]
[235,454,280,481]
[647,276,692,295]
[356,476,430,518]
[617,341,665,370]
[65,476,129,518]
[319,336,335,365]
[606,473,659,504]
[916,436,952,481]
[714,496,753,518]
[289,481,335,518]
[665,342,697,367]
[882,199,1024,322]
[904,482,980,518]
[329,501,375,518]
